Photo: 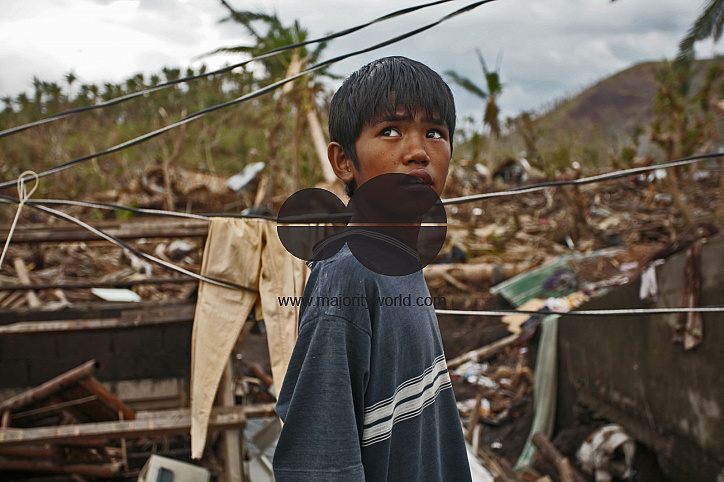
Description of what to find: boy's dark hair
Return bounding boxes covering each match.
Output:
[329,56,456,197]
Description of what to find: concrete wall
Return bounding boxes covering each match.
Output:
[0,323,192,390]
[556,231,724,481]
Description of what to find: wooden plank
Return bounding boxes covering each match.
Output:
[0,459,122,477]
[77,377,136,421]
[12,259,40,308]
[0,276,196,292]
[0,218,210,243]
[0,360,99,413]
[446,333,519,369]
[532,433,587,482]
[0,303,196,333]
[0,300,195,325]
[221,360,243,482]
[0,403,276,446]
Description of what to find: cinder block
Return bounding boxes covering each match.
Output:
[2,335,57,361]
[28,359,85,386]
[0,360,29,388]
[112,327,164,356]
[57,332,111,359]
[111,356,137,381]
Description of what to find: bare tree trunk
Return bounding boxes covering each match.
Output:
[306,108,337,183]
[487,129,496,186]
[665,166,694,226]
[291,106,302,192]
[717,161,724,227]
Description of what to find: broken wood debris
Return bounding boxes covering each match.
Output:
[0,217,209,244]
[0,358,276,479]
[531,433,587,482]
[0,359,135,426]
[0,403,275,446]
[0,301,196,333]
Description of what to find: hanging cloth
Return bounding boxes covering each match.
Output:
[673,240,704,350]
[190,217,312,459]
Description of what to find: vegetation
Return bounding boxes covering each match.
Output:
[445,50,503,183]
[0,59,330,209]
[0,2,722,230]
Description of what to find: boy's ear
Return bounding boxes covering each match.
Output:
[328,142,355,183]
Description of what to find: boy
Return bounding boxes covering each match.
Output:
[273,57,472,481]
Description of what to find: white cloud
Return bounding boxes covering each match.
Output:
[0,0,721,121]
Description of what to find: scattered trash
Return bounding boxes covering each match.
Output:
[577,424,636,482]
[123,248,153,277]
[91,287,142,302]
[138,454,210,482]
[227,161,266,193]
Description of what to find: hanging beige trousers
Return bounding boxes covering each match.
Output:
[190,217,310,459]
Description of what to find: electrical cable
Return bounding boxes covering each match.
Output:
[1,150,721,224]
[0,195,276,221]
[3,199,259,294]
[0,0,497,192]
[442,152,724,204]
[0,3,720,318]
[0,172,38,269]
[0,0,458,139]
[436,306,724,316]
[1,150,716,218]
[6,194,722,314]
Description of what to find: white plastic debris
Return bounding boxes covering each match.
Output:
[123,248,152,277]
[577,424,636,482]
[91,288,141,303]
[227,161,265,192]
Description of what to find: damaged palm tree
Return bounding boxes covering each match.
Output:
[650,61,724,228]
[446,50,503,186]
[209,1,337,200]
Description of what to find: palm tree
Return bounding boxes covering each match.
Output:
[446,49,503,184]
[16,92,30,117]
[89,84,99,105]
[677,0,724,62]
[32,76,43,116]
[612,0,723,63]
[64,71,78,105]
[44,82,63,113]
[214,2,317,81]
[2,96,13,114]
[162,67,181,84]
[212,2,337,191]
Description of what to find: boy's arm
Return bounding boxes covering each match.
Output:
[273,315,370,482]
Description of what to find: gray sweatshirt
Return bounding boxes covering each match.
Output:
[274,232,472,481]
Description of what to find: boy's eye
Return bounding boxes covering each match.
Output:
[380,127,401,137]
[427,129,444,139]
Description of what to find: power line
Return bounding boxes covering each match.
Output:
[436,306,724,317]
[1,151,722,222]
[0,195,279,221]
[0,0,457,139]
[0,0,497,192]
[442,152,724,204]
[1,199,259,293]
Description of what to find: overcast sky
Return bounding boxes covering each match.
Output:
[1,0,722,123]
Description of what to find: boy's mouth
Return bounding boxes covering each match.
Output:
[405,169,433,186]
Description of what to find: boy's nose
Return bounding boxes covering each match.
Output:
[403,135,430,165]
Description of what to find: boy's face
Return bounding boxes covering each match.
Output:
[339,109,451,197]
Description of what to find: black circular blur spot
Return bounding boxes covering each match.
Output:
[276,188,350,261]
[276,173,446,276]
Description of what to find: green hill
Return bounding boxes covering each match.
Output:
[499,57,724,170]
[542,61,659,139]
